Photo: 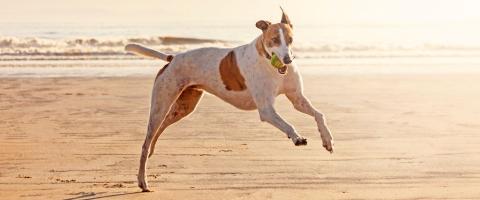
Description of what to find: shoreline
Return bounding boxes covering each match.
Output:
[2,62,480,78]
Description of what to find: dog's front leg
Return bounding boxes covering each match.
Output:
[258,105,307,146]
[286,92,334,152]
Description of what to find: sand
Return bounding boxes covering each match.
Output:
[1,73,480,199]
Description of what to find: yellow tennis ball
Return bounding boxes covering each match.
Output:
[270,54,284,69]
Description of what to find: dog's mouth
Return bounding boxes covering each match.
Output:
[278,65,288,74]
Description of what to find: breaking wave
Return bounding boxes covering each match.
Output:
[0,36,232,58]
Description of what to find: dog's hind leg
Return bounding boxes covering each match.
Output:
[138,79,188,192]
[148,86,204,158]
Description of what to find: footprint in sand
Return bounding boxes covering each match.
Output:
[103,183,125,188]
[55,178,76,183]
[16,174,32,179]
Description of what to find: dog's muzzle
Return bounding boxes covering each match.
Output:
[270,53,288,75]
[277,55,293,75]
[277,65,287,74]
[283,55,292,65]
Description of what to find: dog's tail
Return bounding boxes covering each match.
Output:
[125,43,174,62]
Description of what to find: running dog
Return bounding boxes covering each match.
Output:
[126,8,334,192]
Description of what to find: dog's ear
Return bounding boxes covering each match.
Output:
[256,20,271,32]
[280,7,293,28]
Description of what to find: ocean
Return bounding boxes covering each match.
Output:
[2,22,480,77]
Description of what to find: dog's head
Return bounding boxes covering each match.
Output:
[256,7,294,74]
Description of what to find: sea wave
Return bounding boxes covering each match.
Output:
[2,36,480,60]
[0,36,232,57]
[0,36,228,48]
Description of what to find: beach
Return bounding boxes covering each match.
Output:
[1,70,480,199]
[3,0,480,199]
[3,0,480,198]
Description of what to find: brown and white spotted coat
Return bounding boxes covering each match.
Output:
[126,9,334,192]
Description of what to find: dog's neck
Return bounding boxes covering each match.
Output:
[255,36,272,60]
[254,36,274,68]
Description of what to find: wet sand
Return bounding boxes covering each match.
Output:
[1,73,480,199]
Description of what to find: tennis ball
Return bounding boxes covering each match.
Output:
[270,53,284,69]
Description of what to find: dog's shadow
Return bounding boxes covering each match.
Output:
[63,191,144,200]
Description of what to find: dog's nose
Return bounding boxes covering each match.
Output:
[283,56,292,64]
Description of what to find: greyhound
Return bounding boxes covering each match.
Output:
[125,8,334,192]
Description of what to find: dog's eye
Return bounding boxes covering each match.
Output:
[272,37,280,44]
[287,37,293,44]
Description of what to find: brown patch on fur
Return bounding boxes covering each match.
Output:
[255,38,268,58]
[280,7,293,28]
[256,20,272,32]
[155,63,170,81]
[166,55,174,62]
[263,23,293,48]
[155,55,174,80]
[170,86,203,119]
[219,51,247,91]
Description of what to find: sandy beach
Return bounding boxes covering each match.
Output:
[1,72,480,199]
[3,0,480,199]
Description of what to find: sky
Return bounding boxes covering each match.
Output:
[1,0,480,25]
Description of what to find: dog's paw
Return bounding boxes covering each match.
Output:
[138,183,151,192]
[138,177,151,192]
[293,137,308,146]
[321,135,334,153]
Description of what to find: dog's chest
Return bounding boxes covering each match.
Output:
[218,77,286,110]
[213,89,258,110]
